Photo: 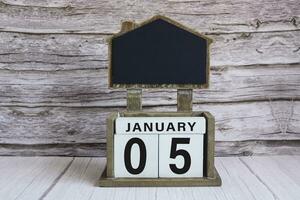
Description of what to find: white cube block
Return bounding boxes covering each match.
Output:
[159,134,204,178]
[114,134,158,178]
[115,117,206,134]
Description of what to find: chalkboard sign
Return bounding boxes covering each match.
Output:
[109,15,212,88]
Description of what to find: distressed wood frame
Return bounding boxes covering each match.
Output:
[99,111,221,187]
[108,15,212,89]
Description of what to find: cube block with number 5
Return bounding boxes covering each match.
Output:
[158,134,204,177]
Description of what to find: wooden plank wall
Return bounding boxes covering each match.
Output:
[0,0,299,156]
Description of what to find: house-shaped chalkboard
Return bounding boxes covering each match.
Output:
[109,15,212,88]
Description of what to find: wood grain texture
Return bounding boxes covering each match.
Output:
[0,0,299,156]
[0,157,73,199]
[44,157,106,200]
[0,0,299,34]
[0,140,299,157]
[216,140,300,156]
[0,64,299,106]
[0,101,299,156]
[7,156,293,200]
[241,156,300,200]
[0,102,299,144]
[1,32,299,68]
[0,143,106,156]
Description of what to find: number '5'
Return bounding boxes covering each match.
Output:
[169,138,191,174]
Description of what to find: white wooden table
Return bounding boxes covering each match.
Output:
[0,156,299,200]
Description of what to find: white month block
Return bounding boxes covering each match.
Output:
[115,117,206,134]
[114,134,159,178]
[159,134,204,178]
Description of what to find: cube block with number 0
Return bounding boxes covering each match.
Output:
[114,117,205,178]
[114,134,158,178]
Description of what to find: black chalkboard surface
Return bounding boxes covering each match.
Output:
[109,16,211,88]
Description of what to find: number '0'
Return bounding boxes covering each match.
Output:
[124,138,147,174]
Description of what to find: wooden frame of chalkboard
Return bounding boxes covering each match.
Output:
[108,15,213,89]
[99,111,221,187]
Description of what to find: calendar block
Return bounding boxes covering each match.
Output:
[159,134,204,178]
[114,134,158,178]
[100,111,221,187]
[99,15,222,187]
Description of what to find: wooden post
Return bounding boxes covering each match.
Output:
[127,89,142,111]
[120,21,136,33]
[177,89,193,112]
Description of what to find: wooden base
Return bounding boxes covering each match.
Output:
[99,167,222,187]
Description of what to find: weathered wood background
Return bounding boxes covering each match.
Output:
[0,0,299,156]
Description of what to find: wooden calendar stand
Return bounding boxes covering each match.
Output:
[99,89,222,187]
[98,15,222,187]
